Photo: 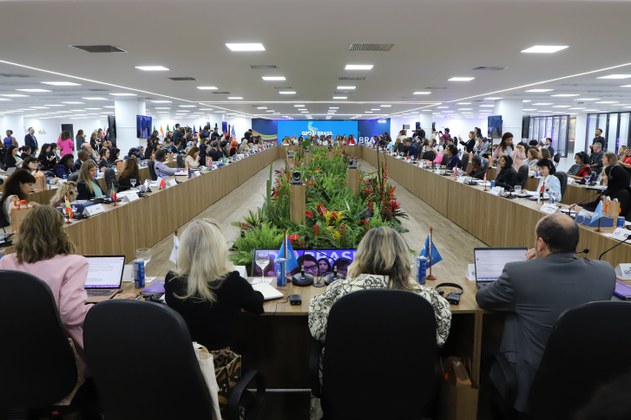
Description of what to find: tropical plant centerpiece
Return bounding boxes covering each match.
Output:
[230,148,407,268]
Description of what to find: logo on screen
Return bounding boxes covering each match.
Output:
[301,122,333,137]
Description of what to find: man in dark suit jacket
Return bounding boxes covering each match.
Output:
[476,213,615,414]
[24,127,38,155]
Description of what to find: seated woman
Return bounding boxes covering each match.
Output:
[164,218,264,350]
[76,161,104,200]
[445,144,462,170]
[21,156,46,178]
[567,152,591,180]
[117,157,140,191]
[0,169,38,227]
[0,205,90,391]
[50,181,78,208]
[525,148,541,172]
[185,146,201,169]
[4,145,19,169]
[154,149,177,178]
[98,148,111,171]
[494,155,519,190]
[573,152,631,216]
[53,154,74,179]
[535,158,562,202]
[308,226,451,346]
[37,143,57,171]
[467,155,487,179]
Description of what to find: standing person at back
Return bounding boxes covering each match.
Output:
[476,213,615,415]
[3,130,18,149]
[57,131,74,157]
[24,127,38,155]
[593,128,606,151]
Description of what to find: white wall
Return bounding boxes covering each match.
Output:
[432,117,488,141]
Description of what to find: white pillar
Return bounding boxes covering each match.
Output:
[575,113,588,153]
[418,112,433,135]
[494,99,523,140]
[114,99,146,154]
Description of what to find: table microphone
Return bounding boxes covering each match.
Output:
[599,235,631,260]
[576,248,590,255]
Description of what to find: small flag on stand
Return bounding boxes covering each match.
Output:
[420,233,443,267]
[278,232,299,273]
[64,195,73,221]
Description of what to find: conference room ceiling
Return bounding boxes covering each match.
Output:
[1,0,631,122]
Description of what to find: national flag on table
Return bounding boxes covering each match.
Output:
[166,124,171,132]
[278,235,299,273]
[64,195,73,219]
[420,234,442,267]
[158,177,166,189]
[160,126,164,136]
[590,201,604,225]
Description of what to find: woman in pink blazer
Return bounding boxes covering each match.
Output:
[57,131,75,157]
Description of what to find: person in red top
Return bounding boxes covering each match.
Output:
[567,151,592,180]
[346,135,356,145]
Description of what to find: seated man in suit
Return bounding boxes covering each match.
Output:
[476,213,615,415]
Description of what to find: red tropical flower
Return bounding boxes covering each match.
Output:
[313,224,320,236]
[390,200,400,210]
[288,234,300,243]
[305,210,314,218]
[317,202,327,215]
[359,219,369,225]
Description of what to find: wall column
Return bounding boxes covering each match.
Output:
[114,99,146,154]
[494,99,523,140]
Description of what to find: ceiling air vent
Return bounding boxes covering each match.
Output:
[274,86,292,90]
[250,65,278,70]
[88,88,109,92]
[71,45,127,53]
[0,73,31,78]
[472,66,507,71]
[424,86,447,90]
[339,76,366,81]
[348,43,394,52]
[169,77,196,81]
[212,92,231,95]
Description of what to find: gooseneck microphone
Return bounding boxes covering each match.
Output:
[576,248,590,255]
[599,236,631,260]
[568,189,604,211]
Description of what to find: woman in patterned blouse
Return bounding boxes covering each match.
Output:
[308,226,452,347]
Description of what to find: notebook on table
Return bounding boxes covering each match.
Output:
[251,283,284,301]
[474,247,528,288]
[84,255,125,303]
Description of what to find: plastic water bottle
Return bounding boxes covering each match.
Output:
[276,258,287,287]
[549,194,555,204]
[417,256,428,285]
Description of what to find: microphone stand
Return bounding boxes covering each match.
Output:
[599,235,631,260]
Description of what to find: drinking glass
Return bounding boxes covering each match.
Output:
[255,252,269,281]
[130,178,137,189]
[135,248,152,266]
[514,185,522,195]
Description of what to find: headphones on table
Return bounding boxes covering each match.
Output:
[434,282,464,305]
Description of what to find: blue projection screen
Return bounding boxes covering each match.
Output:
[277,120,358,142]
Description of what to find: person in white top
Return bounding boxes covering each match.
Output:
[535,158,562,202]
[184,146,200,169]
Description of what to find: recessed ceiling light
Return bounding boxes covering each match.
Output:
[293,104,305,108]
[569,107,586,110]
[197,86,218,90]
[110,93,137,97]
[597,74,631,80]
[1,94,27,98]
[337,85,356,90]
[371,108,380,111]
[364,111,373,114]
[85,107,102,110]
[596,101,619,104]
[154,107,170,109]
[485,97,502,100]
[41,81,81,86]
[521,45,569,54]
[436,106,449,109]
[413,91,431,95]
[135,65,169,71]
[83,97,108,101]
[30,106,49,109]
[225,43,265,52]
[62,101,84,104]
[329,107,339,110]
[523,108,537,111]
[227,96,243,100]
[458,108,473,111]
[345,64,374,71]
[16,88,51,93]
[621,85,631,88]
[257,106,268,110]
[380,105,391,108]
[480,104,495,108]
[526,88,554,93]
[457,102,472,105]
[179,104,196,108]
[333,96,347,100]
[576,98,600,101]
[151,100,172,103]
[523,100,532,103]
[0,98,11,102]
[265,110,276,113]
[262,76,286,81]
[278,91,296,95]
[533,102,553,106]
[448,77,475,82]
[553,105,571,108]
[551,93,579,97]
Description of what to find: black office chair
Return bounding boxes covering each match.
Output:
[553,171,568,199]
[517,164,529,188]
[461,153,470,172]
[147,160,158,180]
[422,150,436,161]
[0,270,79,418]
[311,290,438,419]
[529,301,631,420]
[553,153,561,166]
[84,300,264,420]
[176,154,186,168]
[67,172,79,183]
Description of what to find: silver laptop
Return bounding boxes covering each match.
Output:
[5,167,16,176]
[474,247,528,288]
[84,255,125,303]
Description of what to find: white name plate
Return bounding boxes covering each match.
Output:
[612,227,631,241]
[489,186,503,196]
[616,263,631,280]
[84,204,106,217]
[539,204,559,214]
[120,192,141,203]
[167,179,178,188]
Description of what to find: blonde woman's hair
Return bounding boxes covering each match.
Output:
[347,226,412,290]
[15,205,75,264]
[174,218,233,303]
[78,160,97,193]
[604,152,618,166]
[50,181,78,207]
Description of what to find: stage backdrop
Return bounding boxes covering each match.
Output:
[358,118,391,144]
[252,119,278,142]
[277,120,358,142]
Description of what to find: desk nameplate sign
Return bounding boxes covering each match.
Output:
[120,192,141,203]
[167,179,178,188]
[615,264,631,280]
[84,204,105,217]
[539,204,559,214]
[489,186,503,196]
[612,227,631,241]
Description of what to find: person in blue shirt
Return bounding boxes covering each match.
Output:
[445,144,462,170]
[154,149,177,178]
[535,158,562,202]
[53,154,74,179]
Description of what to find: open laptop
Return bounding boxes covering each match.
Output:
[474,247,528,288]
[84,255,125,303]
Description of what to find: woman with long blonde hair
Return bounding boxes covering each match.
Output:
[50,181,78,207]
[76,160,103,200]
[164,218,263,350]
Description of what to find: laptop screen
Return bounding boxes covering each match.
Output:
[84,255,126,289]
[474,248,528,283]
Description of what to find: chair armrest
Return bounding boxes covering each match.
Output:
[226,370,265,420]
[309,338,324,398]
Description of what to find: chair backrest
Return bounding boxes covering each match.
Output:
[147,160,158,180]
[553,153,561,164]
[83,300,214,420]
[517,164,529,187]
[176,154,186,168]
[67,172,79,183]
[553,171,568,199]
[529,301,631,420]
[103,168,117,195]
[0,270,77,411]
[461,152,470,171]
[321,289,437,419]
